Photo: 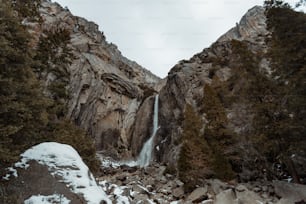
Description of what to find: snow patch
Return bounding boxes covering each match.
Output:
[2,167,18,180]
[24,194,70,204]
[99,181,131,204]
[16,142,111,204]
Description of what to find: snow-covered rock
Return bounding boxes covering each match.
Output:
[4,142,111,204]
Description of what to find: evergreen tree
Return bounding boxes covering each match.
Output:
[0,1,50,165]
[264,3,306,183]
[178,104,213,192]
[34,28,74,118]
[203,84,236,180]
[0,1,99,174]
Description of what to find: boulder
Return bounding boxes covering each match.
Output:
[236,188,264,204]
[274,180,306,203]
[3,142,111,204]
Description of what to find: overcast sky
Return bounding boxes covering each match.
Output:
[55,0,302,78]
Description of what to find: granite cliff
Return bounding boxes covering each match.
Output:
[23,0,161,159]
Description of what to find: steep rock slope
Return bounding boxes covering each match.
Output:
[24,0,161,158]
[155,6,269,178]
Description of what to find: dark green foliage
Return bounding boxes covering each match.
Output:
[261,3,306,182]
[34,28,73,118]
[178,104,213,192]
[0,1,50,165]
[203,84,236,181]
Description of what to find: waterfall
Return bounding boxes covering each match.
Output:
[137,94,159,167]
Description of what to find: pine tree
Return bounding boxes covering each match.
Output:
[178,104,213,192]
[264,3,306,183]
[0,1,50,165]
[203,84,236,180]
[0,0,99,175]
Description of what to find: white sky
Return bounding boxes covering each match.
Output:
[55,0,303,78]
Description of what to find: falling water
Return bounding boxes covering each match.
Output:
[137,94,159,167]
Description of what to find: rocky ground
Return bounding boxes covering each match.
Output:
[97,161,306,204]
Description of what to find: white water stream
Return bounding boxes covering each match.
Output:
[137,94,159,167]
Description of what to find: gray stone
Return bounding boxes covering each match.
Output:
[236,188,264,204]
[274,180,306,203]
[133,193,149,202]
[209,179,229,195]
[172,187,184,198]
[186,187,208,202]
[202,200,214,204]
[253,187,261,192]
[262,185,268,192]
[236,184,247,192]
[175,179,184,187]
[215,189,237,204]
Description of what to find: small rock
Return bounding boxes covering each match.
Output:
[253,187,261,192]
[236,187,264,204]
[133,192,149,202]
[186,187,208,202]
[236,184,247,192]
[116,174,127,181]
[262,185,268,192]
[172,187,184,198]
[215,189,236,204]
[132,184,150,195]
[202,199,214,204]
[175,179,184,187]
[165,173,175,180]
[145,166,157,176]
[159,176,168,184]
[208,179,228,195]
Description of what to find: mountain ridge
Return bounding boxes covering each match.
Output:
[1,0,306,203]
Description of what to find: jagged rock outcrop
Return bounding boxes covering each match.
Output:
[23,0,161,158]
[154,6,269,175]
[217,6,268,43]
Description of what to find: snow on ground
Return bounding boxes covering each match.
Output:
[15,142,111,204]
[99,181,132,204]
[97,153,139,168]
[24,194,70,204]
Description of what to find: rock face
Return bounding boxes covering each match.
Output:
[154,6,269,173]
[217,6,268,43]
[25,0,161,158]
